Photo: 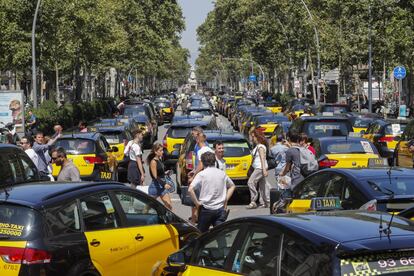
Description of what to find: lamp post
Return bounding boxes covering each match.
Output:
[32,0,42,108]
[368,2,373,113]
[299,0,321,106]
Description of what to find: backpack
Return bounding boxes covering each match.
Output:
[292,146,318,176]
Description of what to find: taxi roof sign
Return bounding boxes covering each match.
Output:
[310,197,342,211]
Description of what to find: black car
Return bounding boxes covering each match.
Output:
[0,182,199,276]
[160,211,414,275]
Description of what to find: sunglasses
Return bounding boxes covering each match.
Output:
[51,156,63,160]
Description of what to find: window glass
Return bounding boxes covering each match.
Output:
[323,140,378,154]
[101,132,124,144]
[233,227,281,275]
[46,201,80,235]
[385,123,406,135]
[115,192,160,226]
[55,139,95,154]
[0,204,41,240]
[80,193,119,231]
[304,122,350,137]
[196,228,240,270]
[367,177,414,196]
[18,153,38,182]
[294,174,327,199]
[0,153,21,184]
[169,127,193,138]
[281,235,331,275]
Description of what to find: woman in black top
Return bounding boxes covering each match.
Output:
[147,143,172,210]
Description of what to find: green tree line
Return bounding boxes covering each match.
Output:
[0,0,190,100]
[196,0,414,101]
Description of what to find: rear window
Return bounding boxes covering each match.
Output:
[257,116,288,124]
[385,123,406,135]
[168,127,193,138]
[304,121,350,137]
[322,105,350,113]
[322,140,378,154]
[100,132,125,144]
[190,110,212,116]
[353,118,373,128]
[155,102,171,107]
[368,177,414,196]
[0,205,41,240]
[55,139,96,154]
[208,141,251,157]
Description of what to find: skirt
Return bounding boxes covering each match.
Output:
[127,161,141,186]
[148,179,169,197]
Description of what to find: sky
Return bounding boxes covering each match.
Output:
[177,0,214,66]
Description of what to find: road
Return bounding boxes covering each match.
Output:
[138,113,276,221]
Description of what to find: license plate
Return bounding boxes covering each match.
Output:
[99,171,112,180]
[310,197,341,211]
[341,251,414,275]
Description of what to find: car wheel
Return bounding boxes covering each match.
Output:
[67,259,100,276]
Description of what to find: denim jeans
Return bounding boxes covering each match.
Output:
[197,206,227,232]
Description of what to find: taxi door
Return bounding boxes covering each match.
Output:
[114,192,180,275]
[182,266,237,275]
[80,193,136,275]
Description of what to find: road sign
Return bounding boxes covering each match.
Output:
[394,66,406,80]
[248,74,257,82]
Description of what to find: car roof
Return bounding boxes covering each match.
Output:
[232,211,414,250]
[95,126,126,133]
[298,116,349,121]
[323,167,414,180]
[0,182,129,209]
[203,130,246,141]
[0,144,20,150]
[316,136,370,143]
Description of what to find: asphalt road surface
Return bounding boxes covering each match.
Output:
[139,113,276,221]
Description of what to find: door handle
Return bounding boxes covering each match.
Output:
[90,239,101,247]
[135,234,144,241]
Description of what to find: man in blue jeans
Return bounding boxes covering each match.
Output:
[188,151,235,232]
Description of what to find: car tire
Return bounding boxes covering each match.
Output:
[67,259,100,276]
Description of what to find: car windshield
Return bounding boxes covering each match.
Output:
[190,110,211,116]
[169,127,193,138]
[367,177,414,196]
[305,121,350,137]
[55,139,96,154]
[101,132,125,144]
[0,204,41,240]
[322,106,350,113]
[385,123,406,135]
[257,116,288,124]
[155,102,171,107]
[353,118,373,128]
[322,140,378,154]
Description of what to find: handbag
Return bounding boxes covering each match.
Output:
[180,186,194,206]
[164,175,176,193]
[247,145,259,177]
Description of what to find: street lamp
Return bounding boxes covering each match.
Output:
[368,2,373,113]
[299,0,321,106]
[32,0,42,108]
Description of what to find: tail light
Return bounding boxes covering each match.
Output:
[186,152,194,170]
[359,199,377,212]
[256,127,266,132]
[0,247,51,265]
[319,158,338,168]
[378,136,394,142]
[83,156,105,164]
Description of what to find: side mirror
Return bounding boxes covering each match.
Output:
[360,130,366,135]
[167,251,186,267]
[111,146,119,153]
[394,136,401,142]
[173,144,182,151]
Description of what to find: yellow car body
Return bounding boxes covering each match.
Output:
[324,153,381,168]
[353,127,367,133]
[166,136,185,154]
[265,106,282,113]
[224,154,252,180]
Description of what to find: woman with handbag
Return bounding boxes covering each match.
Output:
[124,129,145,188]
[246,129,270,209]
[147,143,173,210]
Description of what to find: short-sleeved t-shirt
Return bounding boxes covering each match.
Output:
[57,162,81,182]
[197,146,214,162]
[285,147,304,188]
[125,141,142,161]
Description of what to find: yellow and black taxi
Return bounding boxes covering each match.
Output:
[163,119,212,170]
[235,105,262,132]
[240,109,271,136]
[395,119,414,168]
[313,137,381,169]
[154,99,174,123]
[269,121,292,146]
[250,114,289,138]
[176,131,252,193]
[263,100,282,113]
[158,210,414,276]
[344,112,382,133]
[363,119,407,161]
[0,182,199,276]
[89,125,133,180]
[289,116,353,139]
[270,167,414,214]
[123,101,159,140]
[52,133,117,181]
[229,100,255,130]
[130,114,157,148]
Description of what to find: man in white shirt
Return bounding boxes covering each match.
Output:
[188,152,235,232]
[213,140,226,171]
[20,136,39,169]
